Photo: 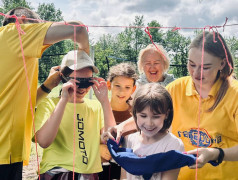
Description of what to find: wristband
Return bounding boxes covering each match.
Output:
[212,147,224,165]
[40,84,51,93]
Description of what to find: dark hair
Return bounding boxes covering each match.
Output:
[2,7,41,26]
[189,31,234,111]
[132,83,173,133]
[107,62,138,85]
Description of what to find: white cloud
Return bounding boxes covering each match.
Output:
[31,0,238,40]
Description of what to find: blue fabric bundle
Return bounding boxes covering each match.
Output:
[107,138,196,180]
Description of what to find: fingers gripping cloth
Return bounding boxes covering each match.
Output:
[107,138,196,180]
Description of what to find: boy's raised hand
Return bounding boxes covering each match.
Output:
[91,77,108,103]
[61,79,78,101]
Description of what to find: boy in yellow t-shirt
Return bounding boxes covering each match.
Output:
[34,50,116,179]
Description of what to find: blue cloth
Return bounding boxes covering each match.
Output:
[107,138,196,180]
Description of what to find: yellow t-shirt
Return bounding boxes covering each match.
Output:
[166,76,238,180]
[34,97,104,174]
[0,22,52,165]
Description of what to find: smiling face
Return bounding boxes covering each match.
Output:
[136,106,167,139]
[142,50,165,82]
[69,67,93,102]
[109,76,135,106]
[187,48,225,90]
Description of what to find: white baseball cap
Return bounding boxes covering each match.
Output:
[61,50,99,73]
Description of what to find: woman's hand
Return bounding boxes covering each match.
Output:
[187,148,219,168]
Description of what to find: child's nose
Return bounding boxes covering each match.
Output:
[146,119,154,126]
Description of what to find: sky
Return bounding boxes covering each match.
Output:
[30,0,238,43]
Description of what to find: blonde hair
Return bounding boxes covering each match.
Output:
[137,44,170,74]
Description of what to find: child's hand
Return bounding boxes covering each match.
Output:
[91,77,108,103]
[61,79,78,101]
[101,131,116,144]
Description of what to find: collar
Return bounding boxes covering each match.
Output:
[186,77,222,97]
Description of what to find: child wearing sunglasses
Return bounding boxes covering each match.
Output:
[34,50,116,179]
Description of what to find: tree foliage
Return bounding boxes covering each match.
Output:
[226,36,238,78]
[164,30,190,77]
[2,0,237,81]
[37,3,74,83]
[94,16,191,78]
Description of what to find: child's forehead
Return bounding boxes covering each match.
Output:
[112,76,135,84]
[138,104,165,115]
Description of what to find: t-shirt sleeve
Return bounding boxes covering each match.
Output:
[7,22,52,59]
[33,98,55,139]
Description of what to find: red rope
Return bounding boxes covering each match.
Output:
[72,27,78,180]
[144,27,167,62]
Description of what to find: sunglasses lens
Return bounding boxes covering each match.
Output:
[77,82,94,88]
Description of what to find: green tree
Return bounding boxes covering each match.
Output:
[226,36,238,78]
[164,30,191,77]
[37,3,74,82]
[94,34,117,78]
[144,20,164,45]
[115,16,145,63]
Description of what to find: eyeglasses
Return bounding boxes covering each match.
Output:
[60,74,94,89]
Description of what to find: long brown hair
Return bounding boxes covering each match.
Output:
[189,31,234,111]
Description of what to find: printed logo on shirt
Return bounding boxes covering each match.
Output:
[177,128,222,147]
[77,114,88,165]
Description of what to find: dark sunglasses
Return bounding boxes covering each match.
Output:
[60,66,94,88]
[69,77,94,89]
[61,75,94,89]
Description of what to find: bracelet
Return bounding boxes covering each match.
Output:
[213,147,224,165]
[40,84,51,93]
